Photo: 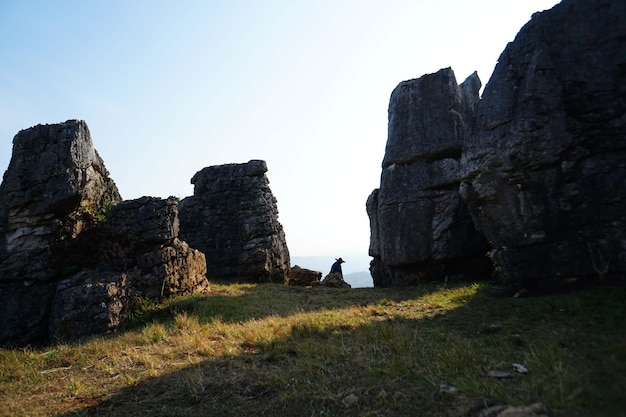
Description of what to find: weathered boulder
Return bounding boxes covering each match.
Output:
[0,119,122,281]
[49,271,131,342]
[0,120,122,346]
[0,121,209,347]
[368,68,491,287]
[49,197,209,341]
[460,0,626,288]
[286,265,322,286]
[102,195,179,244]
[99,196,209,299]
[320,271,351,288]
[179,160,290,283]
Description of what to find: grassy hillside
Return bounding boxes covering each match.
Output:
[1,281,625,416]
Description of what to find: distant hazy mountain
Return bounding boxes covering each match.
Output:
[290,254,373,288]
[343,271,373,288]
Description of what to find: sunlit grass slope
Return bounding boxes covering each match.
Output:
[1,281,624,416]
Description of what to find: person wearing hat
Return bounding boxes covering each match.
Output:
[330,257,345,275]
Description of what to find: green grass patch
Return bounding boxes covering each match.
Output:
[0,282,624,416]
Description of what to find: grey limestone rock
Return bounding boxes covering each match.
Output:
[0,120,122,346]
[99,196,209,299]
[0,121,209,347]
[48,196,209,342]
[0,120,122,281]
[368,68,491,286]
[49,271,131,342]
[103,195,179,244]
[460,0,626,288]
[179,160,290,283]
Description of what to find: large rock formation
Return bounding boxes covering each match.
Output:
[459,0,626,288]
[368,68,491,286]
[0,121,209,347]
[0,120,122,280]
[0,120,122,346]
[95,196,208,299]
[50,196,209,342]
[179,160,290,283]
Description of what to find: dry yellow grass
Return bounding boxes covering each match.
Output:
[1,281,624,416]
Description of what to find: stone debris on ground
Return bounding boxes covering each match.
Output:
[320,271,352,288]
[285,265,322,286]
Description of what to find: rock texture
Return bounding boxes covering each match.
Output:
[0,120,121,281]
[0,120,122,346]
[368,68,491,286]
[286,265,322,286]
[320,271,351,288]
[459,0,626,288]
[0,121,209,347]
[97,196,208,299]
[179,160,290,283]
[50,196,209,342]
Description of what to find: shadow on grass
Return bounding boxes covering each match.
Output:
[57,282,626,417]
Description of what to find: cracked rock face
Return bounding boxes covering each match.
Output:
[49,196,209,343]
[0,121,209,347]
[0,120,123,346]
[179,160,290,283]
[459,0,626,287]
[368,68,491,287]
[0,120,122,281]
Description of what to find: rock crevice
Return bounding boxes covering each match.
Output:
[370,0,626,289]
[368,69,491,287]
[459,0,626,287]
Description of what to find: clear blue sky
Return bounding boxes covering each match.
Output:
[0,0,560,266]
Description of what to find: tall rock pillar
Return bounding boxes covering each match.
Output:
[179,160,290,283]
[368,68,491,286]
[0,120,123,346]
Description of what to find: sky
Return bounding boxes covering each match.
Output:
[0,0,561,271]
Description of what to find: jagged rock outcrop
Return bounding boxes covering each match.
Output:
[50,196,209,342]
[368,68,492,287]
[179,160,290,283]
[0,120,122,346]
[97,196,209,298]
[459,0,626,288]
[0,121,208,347]
[286,265,322,286]
[0,120,122,281]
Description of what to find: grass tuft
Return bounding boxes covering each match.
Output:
[0,281,624,416]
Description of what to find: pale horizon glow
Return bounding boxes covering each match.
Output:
[0,1,561,263]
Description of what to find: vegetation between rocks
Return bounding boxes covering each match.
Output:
[1,281,624,416]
